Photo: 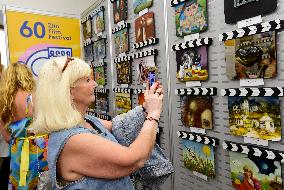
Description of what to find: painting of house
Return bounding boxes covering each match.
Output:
[228,97,281,141]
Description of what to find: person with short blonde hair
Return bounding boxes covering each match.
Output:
[31,57,164,190]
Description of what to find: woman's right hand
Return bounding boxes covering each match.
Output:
[143,81,164,120]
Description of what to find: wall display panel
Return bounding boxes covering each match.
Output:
[134,12,155,43]
[93,38,106,61]
[95,91,109,114]
[109,1,173,188]
[113,0,128,24]
[82,19,92,40]
[133,0,153,14]
[84,43,93,64]
[173,0,208,37]
[225,31,276,80]
[137,92,145,106]
[91,7,105,35]
[228,96,281,141]
[93,62,107,86]
[224,0,277,24]
[176,46,208,81]
[115,92,132,115]
[134,55,156,85]
[116,61,132,84]
[114,28,129,55]
[229,151,282,190]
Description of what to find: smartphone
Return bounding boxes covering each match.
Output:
[148,71,156,87]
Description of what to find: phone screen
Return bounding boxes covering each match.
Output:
[148,71,156,87]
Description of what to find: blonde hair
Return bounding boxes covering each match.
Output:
[0,62,34,124]
[30,57,91,134]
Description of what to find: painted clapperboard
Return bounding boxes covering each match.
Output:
[220,19,284,83]
[113,88,133,115]
[223,140,284,189]
[221,87,284,142]
[175,87,217,133]
[178,130,219,179]
[172,37,213,82]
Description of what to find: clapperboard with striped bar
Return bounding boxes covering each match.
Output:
[132,49,158,59]
[90,6,105,18]
[221,87,284,97]
[83,38,92,47]
[95,88,109,94]
[133,37,159,49]
[223,141,284,163]
[133,89,144,94]
[219,19,284,41]
[113,88,133,94]
[172,37,213,51]
[113,55,132,63]
[112,22,130,34]
[175,87,217,96]
[87,111,112,121]
[178,131,219,147]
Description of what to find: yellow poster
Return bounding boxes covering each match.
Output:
[5,8,81,77]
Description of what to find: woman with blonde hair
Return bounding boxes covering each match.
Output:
[0,62,11,190]
[31,57,165,189]
[0,62,48,190]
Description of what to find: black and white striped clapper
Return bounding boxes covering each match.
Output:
[172,37,213,51]
[223,141,284,163]
[221,87,284,97]
[175,87,217,96]
[219,19,284,41]
[133,38,159,49]
[113,88,133,94]
[178,131,219,147]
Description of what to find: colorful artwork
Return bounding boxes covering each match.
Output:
[116,61,132,84]
[95,92,109,113]
[228,97,281,141]
[225,31,276,80]
[229,151,282,190]
[175,0,208,37]
[84,44,93,64]
[82,19,92,40]
[176,46,208,81]
[182,139,215,177]
[92,9,105,35]
[181,96,213,129]
[133,0,153,14]
[113,0,128,24]
[93,39,106,61]
[138,93,145,106]
[114,28,129,55]
[94,65,106,86]
[135,12,155,43]
[134,55,156,84]
[115,92,132,115]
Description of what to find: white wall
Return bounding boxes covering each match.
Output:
[0,0,97,14]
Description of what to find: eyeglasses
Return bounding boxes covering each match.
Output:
[62,57,74,72]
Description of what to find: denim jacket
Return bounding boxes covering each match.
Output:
[112,106,174,189]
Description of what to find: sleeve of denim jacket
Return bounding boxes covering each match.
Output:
[111,106,145,146]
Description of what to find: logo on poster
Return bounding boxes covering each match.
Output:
[23,46,72,77]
